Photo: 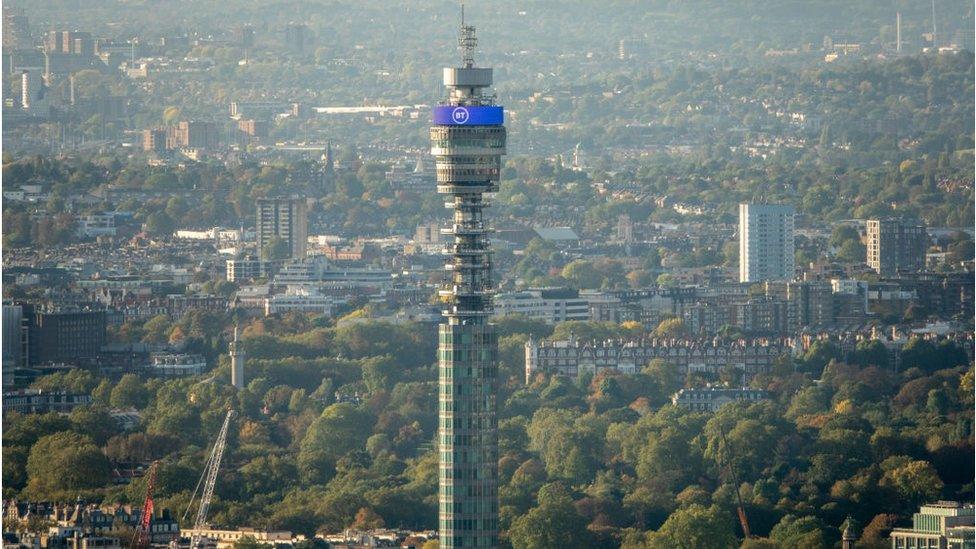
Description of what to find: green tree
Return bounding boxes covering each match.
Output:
[69,407,118,445]
[836,240,867,263]
[25,432,111,499]
[561,260,603,289]
[261,236,292,261]
[3,446,28,493]
[361,356,397,394]
[162,106,181,124]
[854,339,889,368]
[493,315,553,339]
[644,504,737,549]
[800,340,842,375]
[739,539,779,549]
[642,359,681,399]
[3,412,72,447]
[110,374,151,409]
[144,211,176,237]
[232,536,263,549]
[653,317,688,338]
[508,483,592,549]
[880,457,944,507]
[769,515,829,548]
[142,315,172,344]
[298,403,373,484]
[30,369,97,394]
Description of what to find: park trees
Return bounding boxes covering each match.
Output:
[25,432,111,500]
[298,403,374,485]
[508,483,593,549]
[638,504,737,549]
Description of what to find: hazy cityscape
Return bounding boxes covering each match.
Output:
[1,0,975,548]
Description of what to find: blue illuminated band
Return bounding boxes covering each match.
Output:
[433,105,504,126]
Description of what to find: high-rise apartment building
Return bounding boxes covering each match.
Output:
[256,197,308,259]
[866,218,927,276]
[739,203,795,283]
[431,15,506,548]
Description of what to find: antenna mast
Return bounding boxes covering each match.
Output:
[459,3,477,67]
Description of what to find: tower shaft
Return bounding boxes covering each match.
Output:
[230,326,244,390]
[431,17,506,549]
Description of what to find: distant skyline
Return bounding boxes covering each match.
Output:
[0,1,972,548]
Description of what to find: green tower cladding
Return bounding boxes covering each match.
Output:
[430,13,506,549]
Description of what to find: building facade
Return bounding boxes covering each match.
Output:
[226,255,267,282]
[256,197,308,259]
[493,288,589,323]
[890,501,975,549]
[2,304,28,388]
[739,203,795,283]
[4,501,180,547]
[45,30,95,56]
[3,389,93,414]
[264,288,333,316]
[682,296,790,336]
[525,337,788,383]
[147,353,206,378]
[142,128,167,153]
[867,218,927,276]
[432,18,506,548]
[166,120,219,150]
[179,528,293,549]
[3,11,31,49]
[30,309,106,365]
[672,387,770,412]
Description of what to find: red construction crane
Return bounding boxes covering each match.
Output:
[130,462,158,549]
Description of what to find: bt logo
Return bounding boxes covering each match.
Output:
[451,107,470,124]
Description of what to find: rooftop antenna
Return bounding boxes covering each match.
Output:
[931,0,938,47]
[459,2,477,68]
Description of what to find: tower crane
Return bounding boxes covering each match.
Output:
[130,462,158,549]
[182,410,234,549]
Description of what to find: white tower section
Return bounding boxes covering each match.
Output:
[230,326,245,390]
[21,70,40,111]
